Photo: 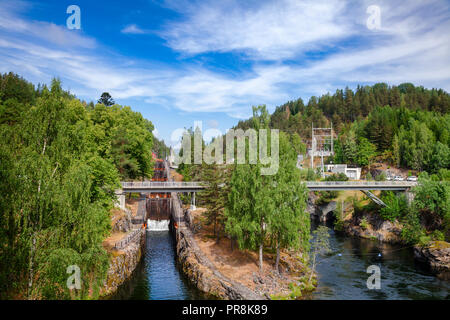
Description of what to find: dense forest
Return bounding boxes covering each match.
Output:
[0,73,158,299]
[179,83,450,265]
[234,83,450,174]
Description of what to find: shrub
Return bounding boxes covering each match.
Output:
[375,172,387,181]
[360,217,369,230]
[418,235,431,246]
[401,209,425,244]
[379,191,408,222]
[431,230,445,241]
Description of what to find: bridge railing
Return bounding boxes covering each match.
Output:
[305,181,417,187]
[121,181,206,188]
[114,228,142,250]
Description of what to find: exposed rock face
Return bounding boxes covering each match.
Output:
[306,194,316,216]
[102,229,145,296]
[175,226,263,300]
[111,208,132,233]
[414,242,450,279]
[343,212,403,243]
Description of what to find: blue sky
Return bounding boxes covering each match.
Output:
[1,0,449,146]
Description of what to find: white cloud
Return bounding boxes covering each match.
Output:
[0,0,449,126]
[160,0,352,60]
[0,1,96,49]
[121,24,146,34]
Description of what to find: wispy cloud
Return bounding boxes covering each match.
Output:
[160,0,352,60]
[121,24,147,34]
[0,0,449,128]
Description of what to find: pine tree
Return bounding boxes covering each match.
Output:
[97,92,115,106]
[201,163,229,241]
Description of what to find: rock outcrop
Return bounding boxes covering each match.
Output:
[343,214,403,243]
[414,241,450,279]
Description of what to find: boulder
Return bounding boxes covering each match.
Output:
[414,241,450,279]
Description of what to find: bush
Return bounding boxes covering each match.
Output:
[360,217,369,230]
[375,172,386,181]
[418,235,431,246]
[333,201,345,231]
[401,209,425,244]
[431,230,445,241]
[379,191,408,222]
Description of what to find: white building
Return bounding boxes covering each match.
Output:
[325,164,361,180]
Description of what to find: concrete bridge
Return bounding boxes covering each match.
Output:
[305,181,417,206]
[115,179,417,210]
[120,180,416,193]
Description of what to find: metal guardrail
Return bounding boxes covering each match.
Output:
[305,181,418,187]
[121,181,206,188]
[114,229,142,250]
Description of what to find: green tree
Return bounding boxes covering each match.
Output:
[379,191,408,222]
[309,226,331,284]
[97,92,115,106]
[269,132,310,273]
[356,137,377,167]
[201,163,229,241]
[225,105,274,273]
[0,80,114,298]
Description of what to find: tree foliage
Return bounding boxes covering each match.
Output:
[0,75,154,299]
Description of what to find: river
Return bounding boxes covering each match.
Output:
[309,220,450,300]
[112,223,449,300]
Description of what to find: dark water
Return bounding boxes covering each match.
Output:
[310,221,450,300]
[112,224,449,300]
[111,230,207,300]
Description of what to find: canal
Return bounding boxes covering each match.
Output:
[113,221,449,300]
[110,230,207,300]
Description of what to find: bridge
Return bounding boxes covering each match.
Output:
[115,181,206,210]
[305,181,417,206]
[115,180,417,210]
[120,180,416,193]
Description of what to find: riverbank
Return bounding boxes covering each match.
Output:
[308,220,450,299]
[175,206,315,300]
[309,191,450,280]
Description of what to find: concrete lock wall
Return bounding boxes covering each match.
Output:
[115,190,126,210]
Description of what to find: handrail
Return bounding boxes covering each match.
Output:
[305,181,417,186]
[121,181,206,188]
[114,229,142,250]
